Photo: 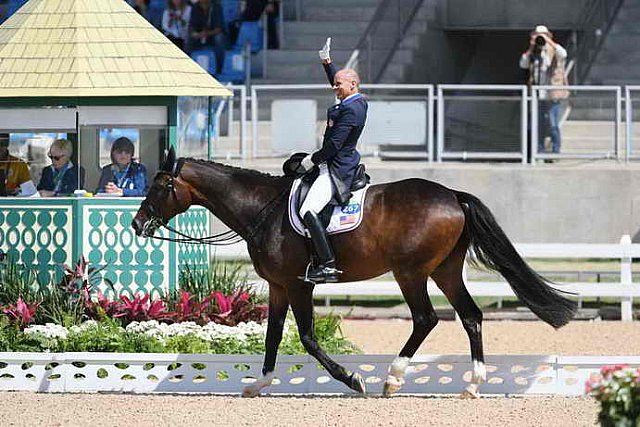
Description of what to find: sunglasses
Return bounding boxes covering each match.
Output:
[48,155,65,161]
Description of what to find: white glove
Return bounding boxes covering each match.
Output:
[318,37,331,61]
[301,154,314,171]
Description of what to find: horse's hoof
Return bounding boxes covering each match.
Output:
[350,372,366,394]
[242,385,260,398]
[382,375,403,397]
[460,384,480,399]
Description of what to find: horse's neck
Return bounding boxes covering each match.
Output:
[181,160,287,236]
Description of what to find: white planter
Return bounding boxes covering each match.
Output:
[0,353,637,395]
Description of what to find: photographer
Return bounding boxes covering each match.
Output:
[519,25,568,158]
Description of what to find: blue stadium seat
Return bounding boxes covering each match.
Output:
[221,0,241,24]
[235,21,263,53]
[216,49,245,84]
[190,49,218,75]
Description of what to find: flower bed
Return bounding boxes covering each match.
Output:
[0,257,359,355]
[586,364,640,426]
[10,318,359,355]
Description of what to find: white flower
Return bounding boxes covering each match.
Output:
[24,323,69,340]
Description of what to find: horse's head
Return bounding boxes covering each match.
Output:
[132,147,192,237]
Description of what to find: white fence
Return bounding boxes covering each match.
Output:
[216,83,640,163]
[0,352,637,396]
[214,235,640,321]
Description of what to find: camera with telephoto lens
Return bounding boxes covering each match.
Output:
[535,35,546,47]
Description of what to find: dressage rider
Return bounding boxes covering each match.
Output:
[298,37,368,284]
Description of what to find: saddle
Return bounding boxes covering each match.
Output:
[295,163,370,228]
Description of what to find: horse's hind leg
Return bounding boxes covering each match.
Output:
[287,283,366,394]
[383,270,438,397]
[431,242,486,399]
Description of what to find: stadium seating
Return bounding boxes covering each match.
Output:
[190,49,218,75]
[216,49,246,84]
[234,21,263,53]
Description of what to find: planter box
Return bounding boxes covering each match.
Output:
[0,353,638,395]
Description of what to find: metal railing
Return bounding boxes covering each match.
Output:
[212,85,248,159]
[249,84,434,159]
[437,85,529,163]
[530,85,622,163]
[212,83,640,163]
[625,86,640,162]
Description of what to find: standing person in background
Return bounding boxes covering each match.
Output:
[0,133,36,197]
[37,139,85,197]
[97,137,149,197]
[189,0,226,74]
[520,25,569,159]
[162,0,192,50]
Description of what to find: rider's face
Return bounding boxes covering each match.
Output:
[333,73,357,101]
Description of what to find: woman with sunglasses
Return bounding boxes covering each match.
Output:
[97,137,148,197]
[37,138,85,197]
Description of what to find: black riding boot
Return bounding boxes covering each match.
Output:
[298,211,341,284]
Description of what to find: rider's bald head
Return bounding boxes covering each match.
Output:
[335,69,361,87]
[333,68,361,100]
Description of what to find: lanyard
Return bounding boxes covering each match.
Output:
[112,163,131,188]
[52,162,72,193]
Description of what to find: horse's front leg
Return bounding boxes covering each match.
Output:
[287,283,366,394]
[242,282,289,397]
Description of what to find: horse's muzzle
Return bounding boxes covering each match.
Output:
[131,217,145,236]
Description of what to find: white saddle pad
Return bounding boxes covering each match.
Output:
[288,178,370,236]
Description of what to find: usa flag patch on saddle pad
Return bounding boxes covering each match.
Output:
[288,178,370,236]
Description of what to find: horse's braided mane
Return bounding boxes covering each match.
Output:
[181,157,287,182]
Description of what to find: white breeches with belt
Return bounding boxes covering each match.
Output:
[300,163,333,216]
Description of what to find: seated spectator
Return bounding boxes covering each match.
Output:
[230,0,279,49]
[37,139,85,197]
[0,133,36,197]
[163,0,192,50]
[96,137,149,197]
[189,0,226,74]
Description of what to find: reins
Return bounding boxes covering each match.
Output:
[145,167,290,247]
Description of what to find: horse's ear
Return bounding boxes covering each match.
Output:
[162,146,176,173]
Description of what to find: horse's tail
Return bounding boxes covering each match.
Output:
[454,191,577,328]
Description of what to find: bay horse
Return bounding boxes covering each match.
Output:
[132,147,576,398]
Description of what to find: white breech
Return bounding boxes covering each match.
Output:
[299,163,333,217]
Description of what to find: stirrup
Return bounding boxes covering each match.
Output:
[299,263,342,284]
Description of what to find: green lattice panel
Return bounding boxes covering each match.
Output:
[176,207,210,275]
[0,204,72,287]
[82,205,170,298]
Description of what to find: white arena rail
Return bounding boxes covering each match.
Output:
[0,352,637,396]
[213,235,640,321]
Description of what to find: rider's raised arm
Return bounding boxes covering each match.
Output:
[323,62,337,87]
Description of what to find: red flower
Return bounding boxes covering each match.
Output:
[3,298,39,327]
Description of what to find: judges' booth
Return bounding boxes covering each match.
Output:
[0,97,223,298]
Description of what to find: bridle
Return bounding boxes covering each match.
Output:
[141,166,288,248]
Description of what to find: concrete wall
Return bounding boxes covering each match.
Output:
[244,161,640,244]
[368,164,640,244]
[443,0,590,30]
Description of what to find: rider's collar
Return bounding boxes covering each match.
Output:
[340,93,363,105]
